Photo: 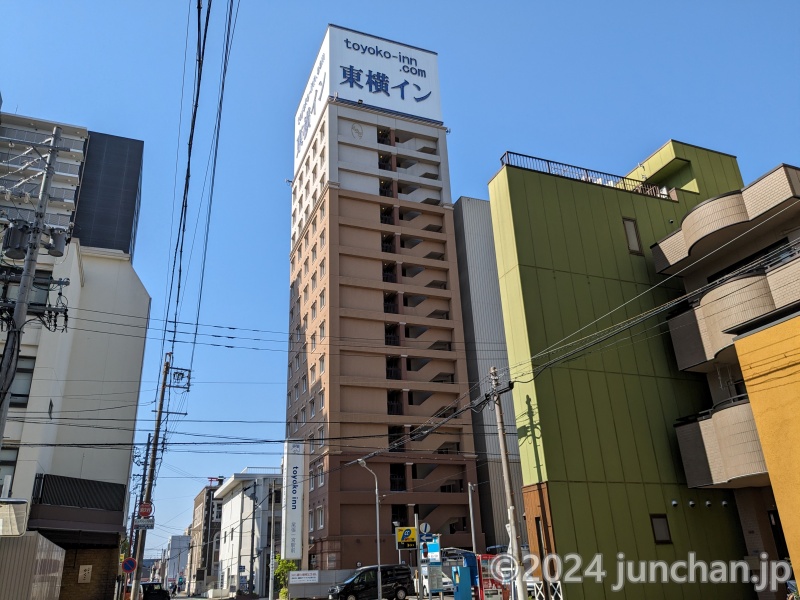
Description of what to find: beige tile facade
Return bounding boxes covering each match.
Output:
[287,102,483,570]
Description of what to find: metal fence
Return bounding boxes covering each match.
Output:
[501,151,669,199]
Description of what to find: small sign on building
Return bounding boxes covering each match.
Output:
[289,570,319,584]
[78,565,92,584]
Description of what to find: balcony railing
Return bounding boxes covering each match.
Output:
[0,126,85,153]
[380,213,395,225]
[386,367,402,380]
[382,272,397,283]
[501,151,669,199]
[381,241,395,253]
[385,334,400,346]
[32,473,126,511]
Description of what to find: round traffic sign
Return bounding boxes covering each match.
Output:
[122,557,137,573]
[138,502,153,518]
[419,522,431,534]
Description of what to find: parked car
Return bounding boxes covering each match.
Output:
[124,582,170,600]
[329,564,413,600]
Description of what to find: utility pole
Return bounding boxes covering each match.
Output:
[249,482,257,594]
[0,126,69,453]
[487,366,527,600]
[129,434,151,575]
[268,478,276,600]
[131,353,171,600]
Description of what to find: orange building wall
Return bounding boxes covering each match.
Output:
[735,313,800,564]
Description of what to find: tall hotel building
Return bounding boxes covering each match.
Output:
[286,26,484,569]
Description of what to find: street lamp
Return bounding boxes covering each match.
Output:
[392,521,401,564]
[358,459,382,600]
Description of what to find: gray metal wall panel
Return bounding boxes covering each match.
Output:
[0,532,64,600]
[454,197,527,548]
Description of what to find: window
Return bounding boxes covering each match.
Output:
[294,326,301,343]
[311,366,316,384]
[310,468,315,489]
[320,230,326,247]
[293,414,299,432]
[320,289,326,308]
[294,354,300,371]
[318,425,324,448]
[304,259,309,275]
[316,506,324,529]
[311,302,317,320]
[309,434,315,453]
[312,245,317,262]
[312,219,317,235]
[0,448,18,496]
[311,273,317,290]
[623,218,643,255]
[317,464,324,487]
[303,315,308,333]
[320,201,326,217]
[287,392,292,407]
[302,376,308,392]
[650,514,672,544]
[224,530,227,544]
[288,364,293,379]
[310,398,316,417]
[319,390,324,409]
[311,333,317,351]
[319,322,326,340]
[301,408,306,423]
[294,384,299,401]
[289,306,294,322]
[319,356,325,373]
[304,233,309,249]
[309,510,314,532]
[303,286,309,304]
[320,259,326,277]
[213,502,222,521]
[9,357,34,407]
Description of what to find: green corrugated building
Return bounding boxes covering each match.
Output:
[488,141,754,599]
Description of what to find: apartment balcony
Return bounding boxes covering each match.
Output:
[668,250,800,370]
[653,165,800,273]
[395,136,437,155]
[675,396,767,488]
[398,185,441,206]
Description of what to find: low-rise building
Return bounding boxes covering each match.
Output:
[215,467,283,598]
[186,480,223,595]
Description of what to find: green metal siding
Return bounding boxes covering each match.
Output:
[488,146,752,599]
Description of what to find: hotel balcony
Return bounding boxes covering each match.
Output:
[675,396,767,489]
[668,248,800,371]
[653,165,800,274]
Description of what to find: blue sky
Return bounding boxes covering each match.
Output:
[2,1,798,555]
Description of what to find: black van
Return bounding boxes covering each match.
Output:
[329,564,413,600]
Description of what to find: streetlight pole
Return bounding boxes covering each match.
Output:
[358,459,382,600]
[467,483,477,554]
[268,477,276,600]
[392,521,401,564]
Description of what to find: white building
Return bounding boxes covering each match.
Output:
[165,534,191,588]
[215,467,282,597]
[0,111,149,599]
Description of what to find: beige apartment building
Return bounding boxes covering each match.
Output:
[652,163,800,599]
[286,26,484,570]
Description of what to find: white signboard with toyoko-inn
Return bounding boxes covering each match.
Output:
[281,440,307,560]
[294,24,442,171]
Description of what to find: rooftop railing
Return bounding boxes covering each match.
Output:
[501,151,669,199]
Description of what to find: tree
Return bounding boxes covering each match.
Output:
[274,554,298,598]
